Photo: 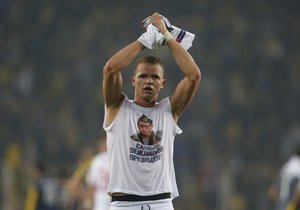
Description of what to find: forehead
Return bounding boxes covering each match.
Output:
[135,63,164,76]
[138,121,152,126]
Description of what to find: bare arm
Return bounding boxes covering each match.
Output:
[103,41,145,126]
[167,39,201,121]
[145,13,201,122]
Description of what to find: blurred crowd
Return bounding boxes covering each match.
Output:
[1,0,299,210]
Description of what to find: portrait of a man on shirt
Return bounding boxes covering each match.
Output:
[131,114,162,145]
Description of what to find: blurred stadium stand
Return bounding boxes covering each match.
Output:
[1,0,299,209]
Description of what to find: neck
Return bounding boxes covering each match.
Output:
[134,96,156,107]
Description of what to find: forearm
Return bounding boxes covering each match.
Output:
[142,12,200,80]
[103,40,144,111]
[105,40,145,74]
[166,37,201,81]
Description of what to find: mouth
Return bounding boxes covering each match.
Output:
[143,86,153,93]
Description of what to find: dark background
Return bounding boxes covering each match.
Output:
[1,0,300,209]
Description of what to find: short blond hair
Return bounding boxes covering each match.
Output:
[134,56,164,75]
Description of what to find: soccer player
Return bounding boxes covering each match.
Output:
[85,137,110,210]
[269,145,300,210]
[102,12,201,210]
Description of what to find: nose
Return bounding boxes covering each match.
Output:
[147,76,153,83]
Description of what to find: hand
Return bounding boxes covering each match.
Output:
[143,12,168,34]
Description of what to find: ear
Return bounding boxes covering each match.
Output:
[131,76,136,87]
[160,79,166,89]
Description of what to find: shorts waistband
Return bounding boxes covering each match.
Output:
[111,193,171,202]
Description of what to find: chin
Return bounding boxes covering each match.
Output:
[142,97,154,103]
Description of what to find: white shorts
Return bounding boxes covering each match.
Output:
[109,199,174,210]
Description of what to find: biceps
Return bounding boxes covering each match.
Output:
[171,77,199,117]
[103,71,123,108]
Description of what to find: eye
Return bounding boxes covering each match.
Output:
[138,74,148,79]
[151,75,161,80]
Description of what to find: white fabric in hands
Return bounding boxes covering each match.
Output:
[167,25,195,50]
[138,24,164,49]
[138,16,195,50]
[162,16,195,50]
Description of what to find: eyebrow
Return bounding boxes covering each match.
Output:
[136,72,162,78]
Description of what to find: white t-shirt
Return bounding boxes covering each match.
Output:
[103,96,182,199]
[277,155,300,210]
[86,152,111,210]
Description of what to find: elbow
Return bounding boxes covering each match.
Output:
[103,60,118,78]
[190,67,202,84]
[103,64,112,78]
[195,67,202,82]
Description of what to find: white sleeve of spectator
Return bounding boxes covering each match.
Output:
[86,158,97,186]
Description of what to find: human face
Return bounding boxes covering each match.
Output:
[138,121,153,138]
[131,63,166,105]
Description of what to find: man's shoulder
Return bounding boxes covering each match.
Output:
[155,97,171,109]
[158,96,171,104]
